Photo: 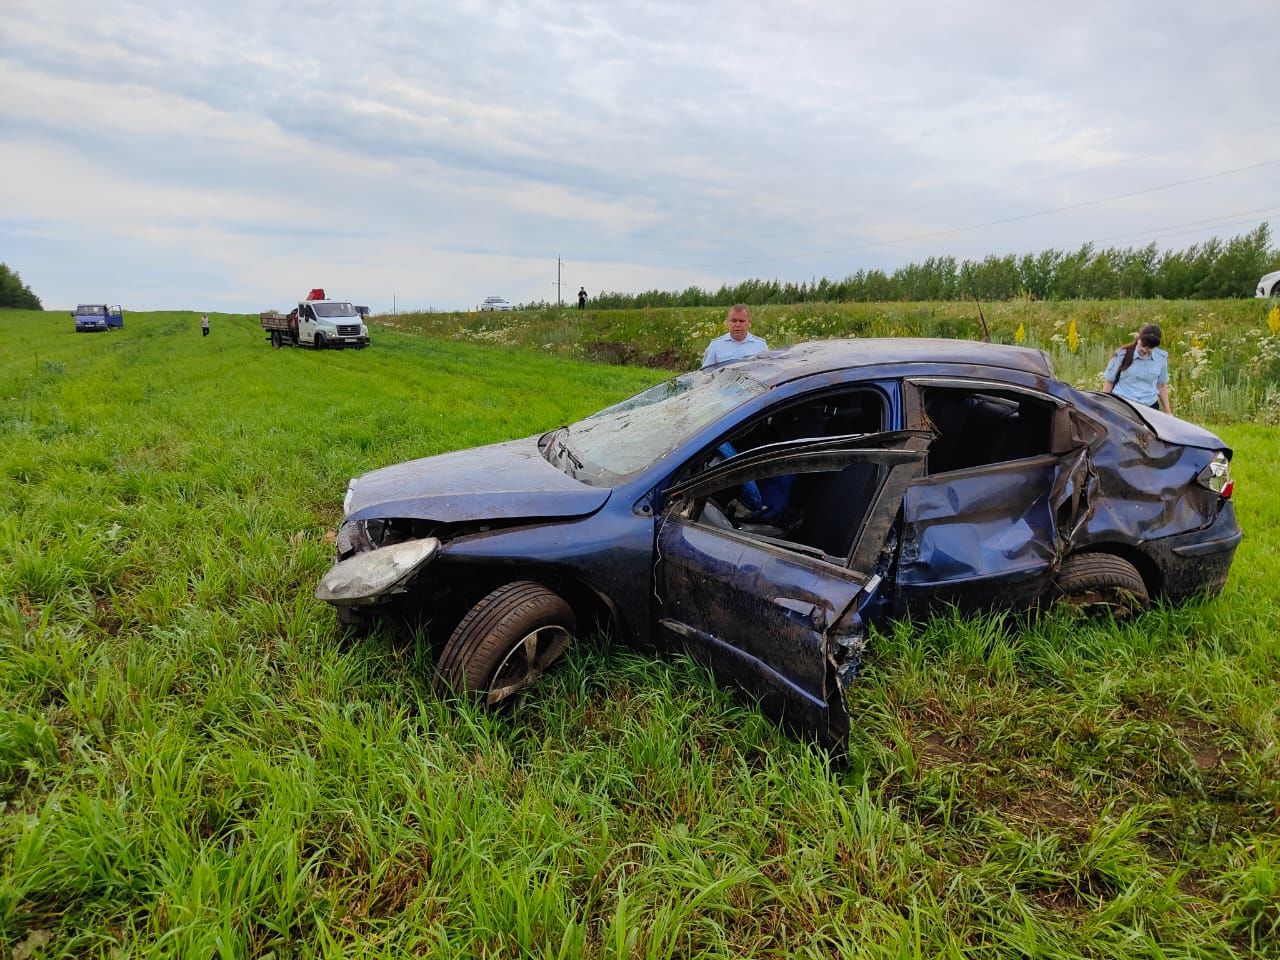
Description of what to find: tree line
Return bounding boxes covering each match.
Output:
[0,263,43,310]
[587,223,1278,309]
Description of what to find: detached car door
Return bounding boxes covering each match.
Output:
[654,432,929,747]
[895,378,1093,616]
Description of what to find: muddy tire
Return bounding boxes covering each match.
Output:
[434,581,574,706]
[314,332,327,350]
[1051,553,1150,618]
[271,330,283,349]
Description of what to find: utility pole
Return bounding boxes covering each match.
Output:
[554,257,563,307]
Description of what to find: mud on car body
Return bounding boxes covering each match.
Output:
[317,339,1240,747]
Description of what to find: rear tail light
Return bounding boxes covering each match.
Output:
[1197,452,1233,499]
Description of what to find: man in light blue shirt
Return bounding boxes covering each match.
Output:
[1103,323,1171,413]
[702,304,767,368]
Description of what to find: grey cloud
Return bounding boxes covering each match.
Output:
[2,0,1275,310]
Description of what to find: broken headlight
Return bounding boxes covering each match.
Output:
[316,537,441,605]
[1196,452,1234,499]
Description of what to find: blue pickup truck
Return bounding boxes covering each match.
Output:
[73,304,124,332]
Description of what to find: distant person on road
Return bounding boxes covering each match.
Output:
[701,304,767,368]
[577,287,588,310]
[201,314,210,337]
[1103,323,1170,413]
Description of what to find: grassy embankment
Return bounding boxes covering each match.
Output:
[1,308,1278,958]
[393,297,1280,424]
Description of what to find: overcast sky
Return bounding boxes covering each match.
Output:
[2,1,1276,312]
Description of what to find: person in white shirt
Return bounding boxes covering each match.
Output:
[1103,323,1171,413]
[702,304,767,368]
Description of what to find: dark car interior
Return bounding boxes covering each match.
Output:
[726,390,884,453]
[680,384,1061,563]
[686,389,889,561]
[921,387,1055,473]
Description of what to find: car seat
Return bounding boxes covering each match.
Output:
[793,462,883,559]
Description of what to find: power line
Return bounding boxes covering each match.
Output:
[870,122,1280,225]
[1092,206,1280,246]
[695,157,1280,272]
[684,122,1280,256]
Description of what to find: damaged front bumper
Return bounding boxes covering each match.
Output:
[315,537,440,606]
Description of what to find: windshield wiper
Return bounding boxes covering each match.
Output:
[558,437,583,473]
[541,426,583,475]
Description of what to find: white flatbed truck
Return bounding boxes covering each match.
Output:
[260,288,370,349]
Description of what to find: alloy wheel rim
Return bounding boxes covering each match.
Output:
[486,625,572,706]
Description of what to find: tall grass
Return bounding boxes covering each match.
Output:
[0,309,1277,957]
[393,297,1280,423]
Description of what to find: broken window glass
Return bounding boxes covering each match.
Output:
[559,367,769,484]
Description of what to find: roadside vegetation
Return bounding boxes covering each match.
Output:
[0,264,42,310]
[1,308,1277,958]
[579,223,1278,307]
[394,296,1280,424]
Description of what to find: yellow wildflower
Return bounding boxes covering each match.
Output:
[1067,318,1080,353]
[1014,322,1026,345]
[1269,303,1280,336]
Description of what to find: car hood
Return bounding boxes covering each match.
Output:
[344,435,611,524]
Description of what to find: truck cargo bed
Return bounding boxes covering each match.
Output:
[260,312,293,332]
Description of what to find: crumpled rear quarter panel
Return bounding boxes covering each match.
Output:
[1076,396,1226,544]
[1070,392,1238,597]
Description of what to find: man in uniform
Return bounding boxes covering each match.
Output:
[701,304,766,368]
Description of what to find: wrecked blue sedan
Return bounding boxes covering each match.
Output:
[317,339,1240,745]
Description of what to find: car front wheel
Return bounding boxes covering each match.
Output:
[435,581,575,706]
[1050,553,1150,617]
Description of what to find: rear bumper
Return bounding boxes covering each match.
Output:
[1145,502,1241,600]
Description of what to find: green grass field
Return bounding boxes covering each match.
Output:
[2,309,1278,958]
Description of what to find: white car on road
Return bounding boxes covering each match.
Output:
[1257,270,1280,298]
[479,296,513,311]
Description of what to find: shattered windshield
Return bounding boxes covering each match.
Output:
[542,367,769,485]
[313,302,359,318]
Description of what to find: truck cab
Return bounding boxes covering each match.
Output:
[72,304,124,332]
[295,291,369,349]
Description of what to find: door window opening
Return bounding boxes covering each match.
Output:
[685,389,887,546]
[922,387,1054,474]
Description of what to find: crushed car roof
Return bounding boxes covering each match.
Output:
[739,338,1054,385]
